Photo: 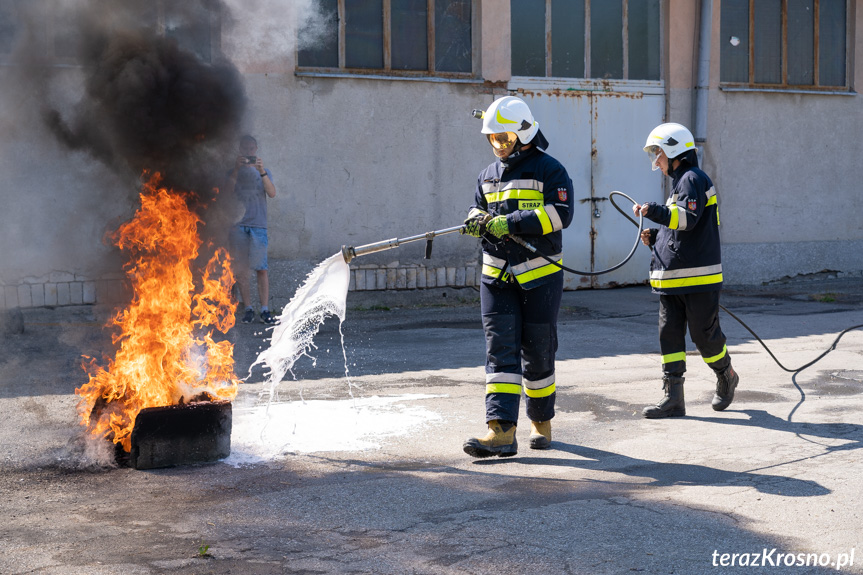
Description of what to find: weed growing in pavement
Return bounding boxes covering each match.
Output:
[197,540,211,558]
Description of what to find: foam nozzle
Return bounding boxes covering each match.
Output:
[341,245,356,264]
[471,109,484,119]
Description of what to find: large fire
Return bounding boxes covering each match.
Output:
[76,173,240,452]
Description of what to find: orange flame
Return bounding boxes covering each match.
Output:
[76,173,239,452]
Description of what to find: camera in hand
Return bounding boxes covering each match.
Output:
[245,156,257,164]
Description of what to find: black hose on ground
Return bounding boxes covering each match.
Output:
[493,189,862,373]
[602,191,863,374]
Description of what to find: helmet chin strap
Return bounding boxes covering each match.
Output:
[500,142,532,164]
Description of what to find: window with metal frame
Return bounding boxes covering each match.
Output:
[297,0,474,77]
[720,0,848,90]
[510,0,661,80]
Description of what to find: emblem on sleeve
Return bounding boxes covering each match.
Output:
[687,198,697,211]
[557,187,568,202]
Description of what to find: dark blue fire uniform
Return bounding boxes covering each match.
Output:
[469,146,574,424]
[642,151,730,377]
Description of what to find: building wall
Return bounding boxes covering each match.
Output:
[242,74,497,305]
[665,0,863,285]
[2,0,862,311]
[703,0,863,284]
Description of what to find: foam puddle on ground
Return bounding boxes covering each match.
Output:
[225,393,444,466]
[231,253,445,465]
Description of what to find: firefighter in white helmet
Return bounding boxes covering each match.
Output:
[460,96,574,457]
[633,122,739,418]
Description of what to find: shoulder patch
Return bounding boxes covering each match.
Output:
[557,187,568,202]
[687,198,697,211]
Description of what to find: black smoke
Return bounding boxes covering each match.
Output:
[41,2,247,202]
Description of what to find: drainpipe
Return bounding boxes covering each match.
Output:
[694,0,712,143]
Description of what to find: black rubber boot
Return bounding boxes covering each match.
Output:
[642,375,686,418]
[712,365,739,411]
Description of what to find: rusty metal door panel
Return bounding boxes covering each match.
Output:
[520,87,664,289]
[519,93,593,291]
[589,93,665,287]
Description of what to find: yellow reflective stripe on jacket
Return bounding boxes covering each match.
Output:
[668,205,680,230]
[532,204,564,234]
[484,188,544,204]
[517,260,562,284]
[650,264,722,280]
[482,252,562,285]
[482,264,502,279]
[510,254,562,284]
[662,351,687,365]
[482,254,506,280]
[486,383,522,395]
[703,344,727,365]
[708,189,720,225]
[534,205,553,234]
[650,273,723,290]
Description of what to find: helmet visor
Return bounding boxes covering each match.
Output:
[646,145,663,171]
[487,131,519,150]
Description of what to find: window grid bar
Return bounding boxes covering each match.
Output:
[428,0,436,74]
[814,0,821,85]
[584,0,591,79]
[545,0,552,77]
[748,0,755,84]
[383,0,392,71]
[622,0,629,80]
[781,0,788,85]
[338,0,346,69]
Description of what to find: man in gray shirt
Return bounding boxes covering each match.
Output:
[226,134,277,324]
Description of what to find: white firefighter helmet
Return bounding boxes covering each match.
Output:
[644,123,696,170]
[481,96,539,145]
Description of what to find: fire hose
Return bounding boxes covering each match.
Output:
[341,192,862,374]
[605,194,863,375]
[341,191,644,275]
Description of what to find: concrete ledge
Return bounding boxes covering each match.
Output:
[724,239,863,285]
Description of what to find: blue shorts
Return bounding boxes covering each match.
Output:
[230,225,268,271]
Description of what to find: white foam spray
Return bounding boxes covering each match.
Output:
[236,253,446,462]
[249,253,352,396]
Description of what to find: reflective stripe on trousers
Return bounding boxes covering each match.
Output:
[481,273,562,423]
[659,291,730,375]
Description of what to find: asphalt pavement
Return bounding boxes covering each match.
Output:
[1,276,863,574]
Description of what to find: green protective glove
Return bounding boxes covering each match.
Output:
[485,215,509,238]
[461,210,490,237]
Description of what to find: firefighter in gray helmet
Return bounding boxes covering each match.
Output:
[633,122,739,418]
[460,96,574,457]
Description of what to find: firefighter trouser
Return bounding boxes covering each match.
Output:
[480,273,562,424]
[659,291,730,376]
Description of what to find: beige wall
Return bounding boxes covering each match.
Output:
[3,0,862,310]
[666,0,699,127]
